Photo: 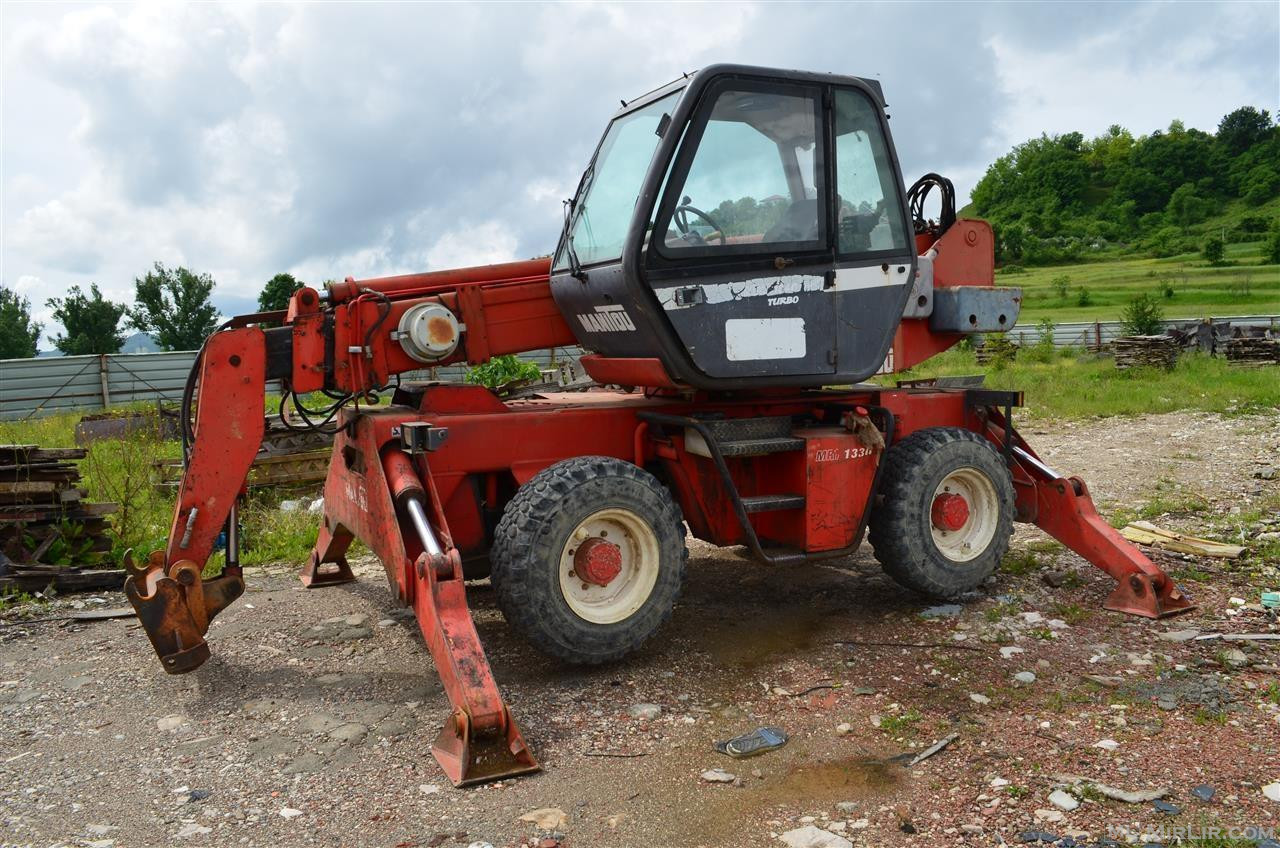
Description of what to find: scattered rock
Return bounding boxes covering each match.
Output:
[278,808,303,819]
[851,686,877,696]
[1222,648,1249,668]
[1093,739,1119,751]
[834,801,860,814]
[1152,799,1180,815]
[420,784,441,795]
[1017,832,1058,844]
[969,693,991,705]
[174,823,211,838]
[1158,629,1200,642]
[1263,782,1280,803]
[1033,809,1064,823]
[1191,784,1215,802]
[835,722,854,736]
[1041,570,1068,588]
[1048,789,1079,811]
[519,808,568,830]
[777,824,853,848]
[1000,646,1025,660]
[1014,671,1037,684]
[920,604,962,618]
[701,769,736,783]
[156,714,188,732]
[628,703,661,720]
[1255,466,1277,480]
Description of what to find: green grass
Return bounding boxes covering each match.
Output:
[0,407,329,569]
[1000,240,1279,323]
[881,348,1280,420]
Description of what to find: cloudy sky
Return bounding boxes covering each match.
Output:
[2,1,1276,346]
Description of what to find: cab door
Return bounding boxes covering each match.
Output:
[642,79,837,380]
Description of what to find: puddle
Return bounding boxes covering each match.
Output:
[699,605,830,668]
[767,755,901,803]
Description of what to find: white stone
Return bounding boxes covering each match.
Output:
[990,778,1010,788]
[1033,809,1064,823]
[308,497,325,513]
[835,722,854,736]
[778,825,853,848]
[1263,782,1280,803]
[1048,789,1079,811]
[175,823,211,838]
[701,768,736,783]
[278,808,303,819]
[849,819,870,830]
[628,703,662,720]
[969,693,991,705]
[1000,646,1024,659]
[419,783,440,795]
[466,843,495,848]
[1014,671,1037,684]
[1093,739,1119,751]
[156,714,187,732]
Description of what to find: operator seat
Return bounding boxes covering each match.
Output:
[762,198,819,242]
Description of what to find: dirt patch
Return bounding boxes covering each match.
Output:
[1,410,1278,848]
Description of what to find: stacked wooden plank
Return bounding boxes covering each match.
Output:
[1222,337,1280,367]
[1112,335,1179,370]
[0,445,120,593]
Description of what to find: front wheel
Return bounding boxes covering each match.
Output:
[490,457,687,665]
[869,427,1014,599]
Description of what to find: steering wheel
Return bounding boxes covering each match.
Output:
[673,198,727,246]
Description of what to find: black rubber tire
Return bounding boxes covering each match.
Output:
[868,427,1014,599]
[490,456,687,665]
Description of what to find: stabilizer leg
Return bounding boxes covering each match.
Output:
[301,522,356,588]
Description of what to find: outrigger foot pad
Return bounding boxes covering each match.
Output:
[1104,573,1194,619]
[123,549,244,674]
[432,708,541,787]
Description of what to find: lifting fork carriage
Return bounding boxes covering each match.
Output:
[123,64,1192,786]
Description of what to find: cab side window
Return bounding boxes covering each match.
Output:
[834,89,908,254]
[660,86,825,253]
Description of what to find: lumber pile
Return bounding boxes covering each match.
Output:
[0,445,121,593]
[1112,335,1179,370]
[975,335,1018,364]
[1222,336,1280,367]
[1119,521,1244,559]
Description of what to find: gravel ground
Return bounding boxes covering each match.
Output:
[2,411,1278,848]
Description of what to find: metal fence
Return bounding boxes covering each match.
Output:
[2,317,1276,420]
[0,347,583,421]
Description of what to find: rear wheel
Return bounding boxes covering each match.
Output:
[869,427,1014,599]
[490,456,687,665]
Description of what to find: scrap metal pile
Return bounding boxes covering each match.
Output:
[0,444,119,593]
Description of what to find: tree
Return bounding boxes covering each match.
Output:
[1217,106,1273,155]
[1264,223,1280,265]
[258,273,300,312]
[1202,236,1225,265]
[0,285,42,359]
[1165,183,1211,228]
[1120,292,1165,336]
[127,263,220,351]
[46,284,127,355]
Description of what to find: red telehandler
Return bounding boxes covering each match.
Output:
[124,65,1191,786]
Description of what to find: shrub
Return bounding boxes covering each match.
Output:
[1120,292,1166,336]
[1023,318,1059,363]
[1160,278,1175,299]
[465,354,542,389]
[1202,236,1225,265]
[1076,287,1093,307]
[1050,275,1070,299]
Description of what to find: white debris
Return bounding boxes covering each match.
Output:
[175,823,212,838]
[419,783,441,795]
[701,769,736,783]
[278,808,303,819]
[1000,646,1024,659]
[1048,789,1080,811]
[778,824,854,848]
[1263,782,1280,803]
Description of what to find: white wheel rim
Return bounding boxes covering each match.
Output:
[930,467,999,563]
[559,508,660,624]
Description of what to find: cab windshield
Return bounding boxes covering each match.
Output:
[555,90,681,271]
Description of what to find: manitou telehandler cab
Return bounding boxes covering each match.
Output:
[124,64,1191,786]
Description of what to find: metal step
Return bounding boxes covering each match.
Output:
[741,494,805,513]
[685,415,804,458]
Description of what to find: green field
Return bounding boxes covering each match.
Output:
[879,347,1280,420]
[1003,240,1280,323]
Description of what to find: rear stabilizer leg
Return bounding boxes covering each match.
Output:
[301,521,356,588]
[1005,438,1193,619]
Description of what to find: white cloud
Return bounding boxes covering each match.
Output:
[1,0,1275,349]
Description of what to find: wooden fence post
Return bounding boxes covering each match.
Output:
[98,355,111,409]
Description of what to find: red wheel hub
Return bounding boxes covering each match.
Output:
[931,493,970,532]
[574,537,623,586]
